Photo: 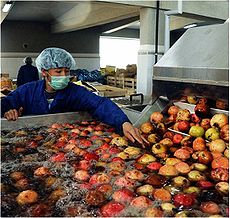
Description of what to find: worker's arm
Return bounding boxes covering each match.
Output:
[1,86,25,119]
[69,84,148,145]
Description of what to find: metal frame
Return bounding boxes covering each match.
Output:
[1,112,92,131]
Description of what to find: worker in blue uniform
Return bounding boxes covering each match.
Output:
[17,57,39,87]
[2,47,147,146]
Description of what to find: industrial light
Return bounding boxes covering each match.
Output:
[2,1,13,13]
[184,23,197,29]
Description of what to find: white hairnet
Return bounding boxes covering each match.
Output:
[35,47,76,72]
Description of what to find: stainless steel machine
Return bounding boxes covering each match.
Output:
[135,22,229,126]
[1,23,229,130]
[1,23,229,218]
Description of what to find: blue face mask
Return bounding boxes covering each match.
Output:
[48,75,70,90]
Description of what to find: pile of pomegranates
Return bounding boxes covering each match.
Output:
[1,102,229,217]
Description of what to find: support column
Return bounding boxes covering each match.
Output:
[137,8,155,96]
[137,8,165,96]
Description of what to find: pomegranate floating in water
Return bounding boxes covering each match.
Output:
[195,98,210,118]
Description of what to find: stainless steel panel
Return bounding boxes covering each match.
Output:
[154,23,229,86]
[122,108,142,124]
[155,23,228,69]
[1,112,92,131]
[153,68,228,86]
[134,98,168,128]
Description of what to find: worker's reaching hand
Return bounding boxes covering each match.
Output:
[122,122,149,148]
[4,107,23,121]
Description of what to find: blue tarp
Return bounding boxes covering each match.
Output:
[70,69,106,84]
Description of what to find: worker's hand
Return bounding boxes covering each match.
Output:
[4,107,23,121]
[122,122,149,148]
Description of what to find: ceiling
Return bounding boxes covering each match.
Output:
[2,1,141,33]
[5,1,79,22]
[2,1,225,34]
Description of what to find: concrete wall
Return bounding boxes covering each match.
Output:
[1,21,101,78]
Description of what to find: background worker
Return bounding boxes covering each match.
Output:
[2,47,147,146]
[17,56,39,87]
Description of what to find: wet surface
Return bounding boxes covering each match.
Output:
[1,120,229,217]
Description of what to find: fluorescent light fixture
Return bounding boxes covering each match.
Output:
[184,23,197,29]
[2,1,13,13]
[104,21,139,34]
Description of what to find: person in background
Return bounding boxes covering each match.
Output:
[17,56,39,87]
[2,47,147,146]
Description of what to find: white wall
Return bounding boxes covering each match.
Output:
[1,52,100,79]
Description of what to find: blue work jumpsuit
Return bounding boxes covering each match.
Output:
[17,64,39,87]
[1,80,130,133]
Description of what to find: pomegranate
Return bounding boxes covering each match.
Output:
[97,184,113,198]
[216,99,228,110]
[159,165,179,177]
[85,190,106,206]
[192,137,206,151]
[200,118,211,131]
[153,188,172,202]
[150,111,164,124]
[189,126,205,137]
[198,98,208,105]
[178,121,190,132]
[167,114,176,122]
[50,152,66,162]
[224,149,229,158]
[168,105,180,116]
[156,122,167,135]
[197,181,214,189]
[190,114,201,123]
[173,193,195,207]
[140,122,154,134]
[172,134,183,144]
[176,109,190,121]
[101,201,125,217]
[210,113,228,129]
[114,177,136,188]
[112,188,134,203]
[198,151,213,164]
[181,136,192,147]
[209,139,226,153]
[211,157,229,169]
[163,131,174,140]
[211,168,229,181]
[187,96,198,104]
[130,196,152,208]
[173,122,180,131]
[200,201,220,215]
[174,148,191,160]
[195,100,210,118]
[16,190,38,205]
[125,169,144,181]
[147,133,159,143]
[74,170,90,181]
[220,124,229,142]
[84,152,99,161]
[160,138,173,147]
[205,128,220,141]
[147,162,162,171]
[89,173,111,185]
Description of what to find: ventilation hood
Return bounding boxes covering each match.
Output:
[154,23,229,87]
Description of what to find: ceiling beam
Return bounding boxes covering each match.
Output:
[51,2,140,33]
[1,1,10,23]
